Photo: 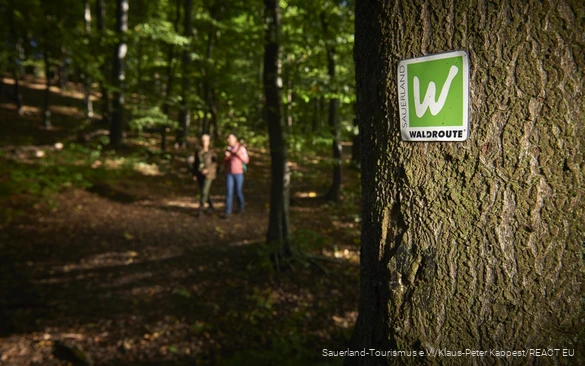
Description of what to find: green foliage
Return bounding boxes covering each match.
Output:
[129,106,178,132]
[291,228,330,251]
[0,146,94,201]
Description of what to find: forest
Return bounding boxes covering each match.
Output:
[1,0,359,364]
[1,0,584,365]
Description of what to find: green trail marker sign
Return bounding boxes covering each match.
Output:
[397,50,469,141]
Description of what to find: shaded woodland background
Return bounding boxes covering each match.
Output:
[1,0,362,364]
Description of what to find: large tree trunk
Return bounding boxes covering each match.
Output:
[176,0,193,148]
[321,11,342,202]
[348,1,585,365]
[96,0,110,124]
[264,0,291,254]
[109,0,128,147]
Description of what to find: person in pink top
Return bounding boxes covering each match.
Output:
[223,133,249,218]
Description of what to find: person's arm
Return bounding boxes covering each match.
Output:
[209,151,218,173]
[193,152,200,174]
[236,146,249,164]
[192,152,200,180]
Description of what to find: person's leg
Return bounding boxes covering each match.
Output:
[235,173,244,213]
[203,178,213,210]
[225,174,234,215]
[197,177,205,209]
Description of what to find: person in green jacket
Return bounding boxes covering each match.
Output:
[193,134,218,216]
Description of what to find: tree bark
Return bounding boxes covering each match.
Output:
[264,0,291,254]
[351,118,360,164]
[311,96,320,133]
[9,3,24,115]
[347,1,585,365]
[161,0,182,152]
[285,54,293,128]
[58,46,68,91]
[321,10,342,201]
[109,0,129,147]
[83,0,94,122]
[96,0,110,124]
[42,47,51,127]
[176,0,193,148]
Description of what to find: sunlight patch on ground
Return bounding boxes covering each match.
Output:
[103,157,126,170]
[2,77,98,101]
[0,103,40,115]
[295,191,318,198]
[50,105,85,118]
[332,310,358,329]
[162,200,198,209]
[321,248,359,264]
[133,162,162,176]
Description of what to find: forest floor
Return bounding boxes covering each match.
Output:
[0,77,361,365]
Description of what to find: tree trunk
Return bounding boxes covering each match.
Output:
[96,0,110,124]
[9,4,24,115]
[83,0,94,122]
[311,96,320,133]
[176,0,193,148]
[109,0,128,147]
[321,11,342,201]
[42,47,51,127]
[264,0,290,254]
[58,46,68,91]
[351,118,360,164]
[209,88,219,139]
[161,0,181,152]
[347,1,585,365]
[285,54,293,128]
[202,6,219,140]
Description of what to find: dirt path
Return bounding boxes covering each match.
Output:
[0,77,360,365]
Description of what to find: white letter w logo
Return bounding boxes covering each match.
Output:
[413,65,459,117]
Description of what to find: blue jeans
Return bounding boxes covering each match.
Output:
[225,173,244,214]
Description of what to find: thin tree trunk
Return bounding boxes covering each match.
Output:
[9,3,24,115]
[96,0,110,124]
[109,0,129,147]
[161,0,181,152]
[285,54,293,128]
[347,1,585,365]
[209,88,219,139]
[43,47,51,127]
[264,0,290,254]
[83,0,94,122]
[321,11,341,201]
[176,0,193,148]
[202,13,217,138]
[311,96,319,133]
[136,0,145,110]
[58,46,68,91]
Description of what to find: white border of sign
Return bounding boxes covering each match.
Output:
[397,50,469,142]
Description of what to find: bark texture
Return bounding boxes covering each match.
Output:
[96,0,110,124]
[321,10,342,202]
[176,0,193,148]
[350,1,584,365]
[110,0,129,147]
[264,0,291,252]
